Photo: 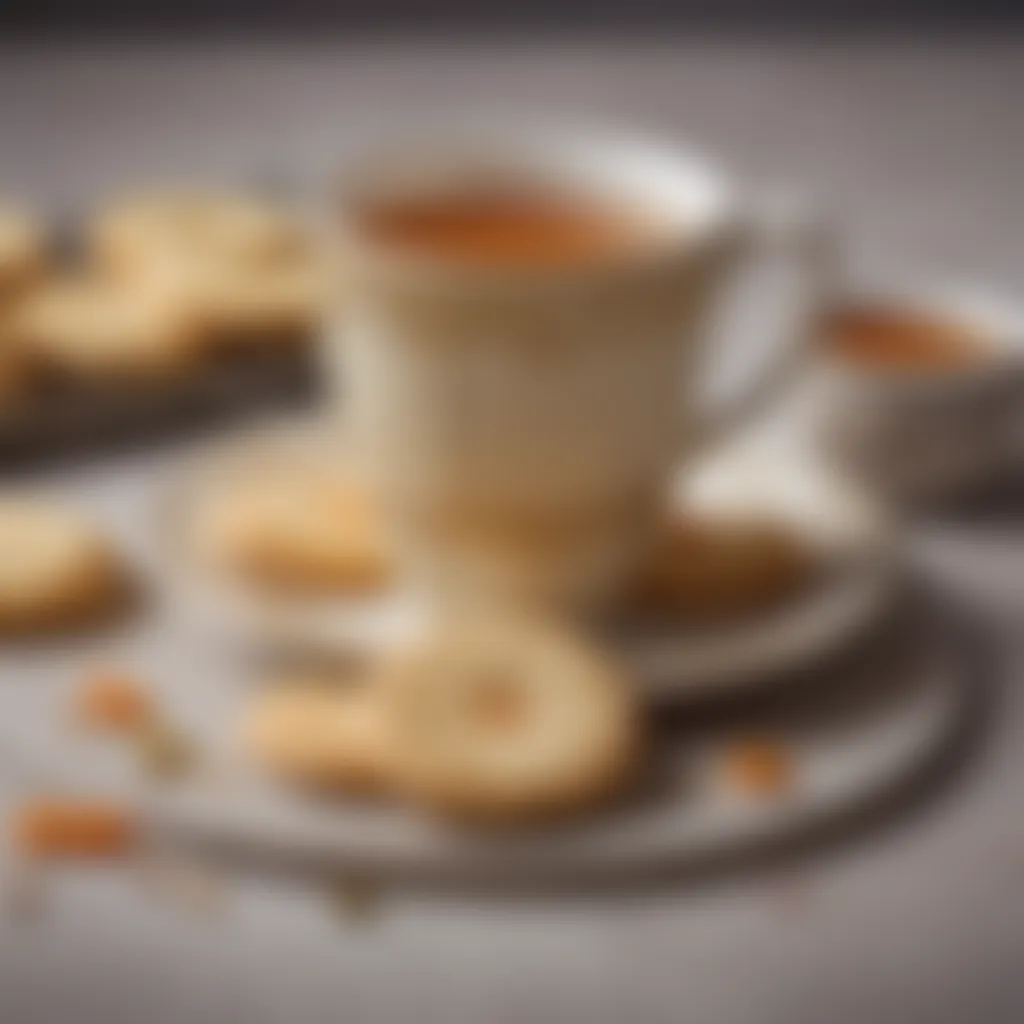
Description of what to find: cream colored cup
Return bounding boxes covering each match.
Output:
[328,128,828,611]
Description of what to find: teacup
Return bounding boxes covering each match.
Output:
[811,278,1024,501]
[327,127,828,611]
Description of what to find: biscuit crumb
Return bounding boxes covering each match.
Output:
[74,670,154,733]
[136,725,197,782]
[13,799,136,859]
[326,875,385,925]
[722,739,794,799]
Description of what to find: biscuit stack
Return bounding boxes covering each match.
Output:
[0,192,326,408]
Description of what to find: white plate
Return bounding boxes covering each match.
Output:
[140,585,969,886]
[152,419,896,702]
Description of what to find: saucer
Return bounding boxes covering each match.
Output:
[154,419,896,703]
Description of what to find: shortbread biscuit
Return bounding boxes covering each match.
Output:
[91,191,310,274]
[202,262,325,343]
[242,677,389,792]
[0,500,124,633]
[14,275,204,382]
[139,254,325,347]
[638,513,813,620]
[191,471,391,594]
[0,207,46,302]
[379,620,641,825]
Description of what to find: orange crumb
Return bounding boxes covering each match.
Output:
[74,671,153,733]
[722,739,795,799]
[13,799,136,860]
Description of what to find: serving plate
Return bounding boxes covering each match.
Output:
[136,581,971,886]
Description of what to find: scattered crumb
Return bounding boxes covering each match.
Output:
[135,725,198,783]
[73,670,154,734]
[12,798,137,860]
[68,668,200,782]
[325,875,385,925]
[721,739,795,799]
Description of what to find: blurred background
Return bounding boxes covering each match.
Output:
[1,1,1022,289]
[3,0,1024,32]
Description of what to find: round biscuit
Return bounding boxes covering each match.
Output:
[191,471,391,594]
[379,619,642,826]
[0,500,124,633]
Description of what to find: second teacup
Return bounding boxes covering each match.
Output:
[812,278,1024,501]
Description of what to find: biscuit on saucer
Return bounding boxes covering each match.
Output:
[0,500,125,633]
[138,254,325,348]
[378,619,641,825]
[242,676,389,792]
[638,513,814,620]
[191,471,391,594]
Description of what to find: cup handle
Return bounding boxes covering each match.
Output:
[692,192,832,452]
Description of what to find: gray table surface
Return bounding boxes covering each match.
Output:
[0,38,1023,1024]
